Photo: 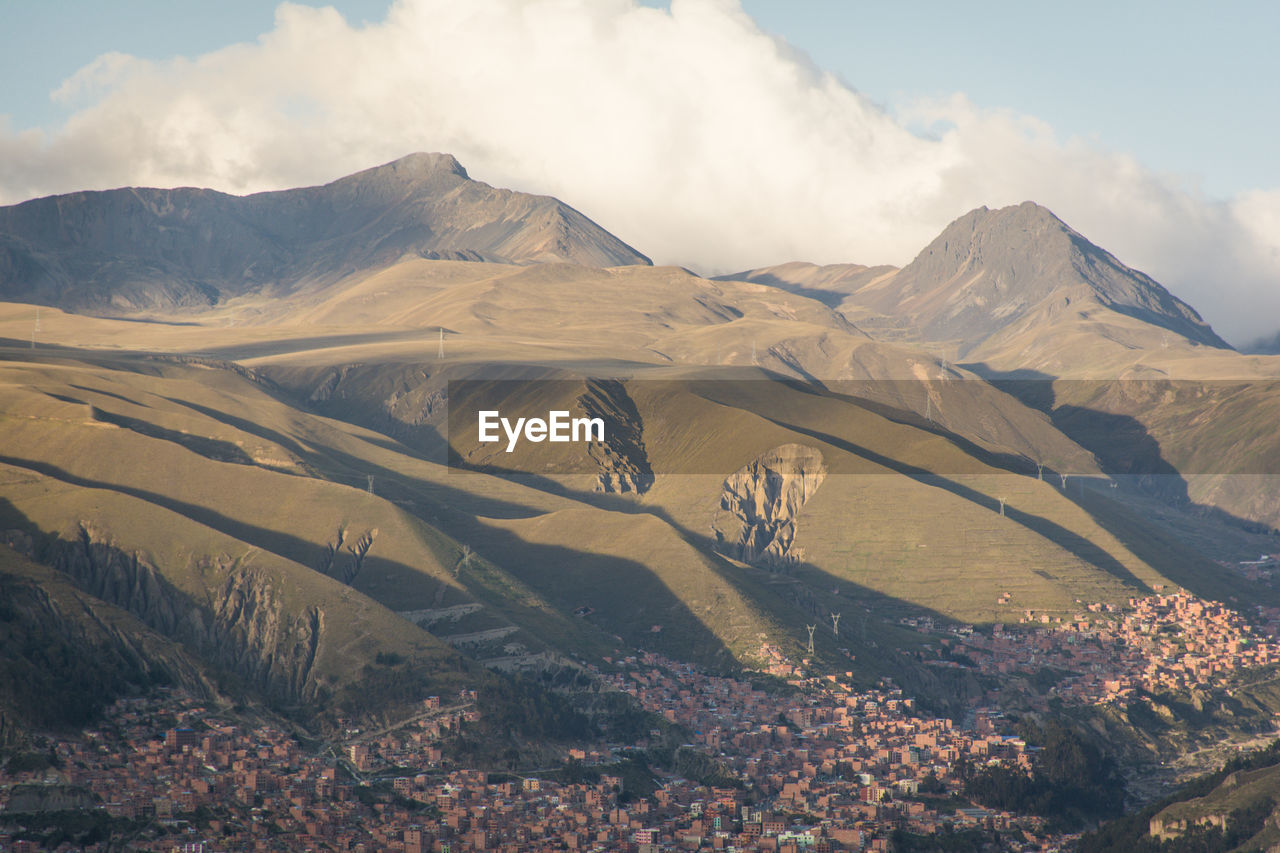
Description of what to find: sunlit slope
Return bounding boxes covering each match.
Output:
[1,235,1268,671]
[619,380,1258,622]
[468,502,941,678]
[0,353,519,706]
[0,358,464,600]
[0,457,463,704]
[431,372,1258,623]
[477,507,786,666]
[1025,376,1280,532]
[0,348,676,674]
[249,258,1128,479]
[276,259,875,375]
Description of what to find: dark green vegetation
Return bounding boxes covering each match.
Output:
[0,807,144,851]
[890,826,1006,852]
[0,574,155,729]
[1082,740,1280,852]
[556,746,736,802]
[962,721,1124,830]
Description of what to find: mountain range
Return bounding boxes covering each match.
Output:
[2,153,1279,774]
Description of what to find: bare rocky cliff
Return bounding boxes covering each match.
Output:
[712,444,826,568]
[578,379,654,495]
[11,523,325,703]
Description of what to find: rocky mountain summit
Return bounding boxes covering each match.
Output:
[853,202,1229,356]
[0,152,650,314]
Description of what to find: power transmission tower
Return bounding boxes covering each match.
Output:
[998,497,1007,517]
[437,327,445,359]
[805,624,816,656]
[831,612,841,638]
[367,475,374,495]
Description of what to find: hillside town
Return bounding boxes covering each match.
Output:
[932,590,1280,708]
[0,666,1059,851]
[3,589,1279,850]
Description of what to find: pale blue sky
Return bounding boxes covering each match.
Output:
[740,1,1280,198]
[2,0,1276,198]
[0,1,389,126]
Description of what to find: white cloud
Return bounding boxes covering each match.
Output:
[2,0,1279,344]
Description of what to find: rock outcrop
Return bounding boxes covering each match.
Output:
[318,526,378,586]
[32,523,324,702]
[712,444,826,568]
[578,379,654,495]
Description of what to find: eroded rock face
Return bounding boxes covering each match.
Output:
[712,444,826,568]
[578,379,654,495]
[38,523,324,702]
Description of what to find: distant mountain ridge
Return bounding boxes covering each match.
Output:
[722,202,1229,366]
[713,261,896,309]
[0,152,651,314]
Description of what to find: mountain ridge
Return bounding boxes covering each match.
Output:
[0,152,651,315]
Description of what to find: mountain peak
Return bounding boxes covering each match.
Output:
[321,152,472,198]
[856,201,1228,353]
[928,201,1076,263]
[362,152,469,182]
[0,153,650,314]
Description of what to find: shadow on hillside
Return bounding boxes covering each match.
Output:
[756,415,1154,594]
[0,497,280,703]
[188,329,444,361]
[231,375,991,699]
[115,398,740,670]
[210,357,1273,700]
[0,453,464,606]
[162,395,556,521]
[969,366,1279,603]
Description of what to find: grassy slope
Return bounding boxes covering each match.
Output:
[0,254,1270,682]
[0,353,490,710]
